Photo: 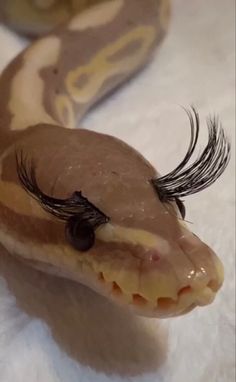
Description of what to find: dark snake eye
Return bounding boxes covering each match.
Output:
[66,216,95,252]
[175,198,186,219]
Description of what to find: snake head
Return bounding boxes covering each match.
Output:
[0,110,230,318]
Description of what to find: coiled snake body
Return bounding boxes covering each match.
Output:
[0,0,230,318]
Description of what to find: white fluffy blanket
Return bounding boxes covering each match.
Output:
[0,0,235,381]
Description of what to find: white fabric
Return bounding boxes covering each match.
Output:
[0,0,235,381]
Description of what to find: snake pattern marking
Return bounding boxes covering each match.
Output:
[0,0,230,318]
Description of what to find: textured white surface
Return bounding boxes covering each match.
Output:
[0,0,235,381]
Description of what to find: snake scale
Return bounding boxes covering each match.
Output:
[0,0,231,318]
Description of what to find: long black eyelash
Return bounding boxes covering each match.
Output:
[15,151,110,228]
[151,107,231,201]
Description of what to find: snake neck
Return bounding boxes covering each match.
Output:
[0,0,170,154]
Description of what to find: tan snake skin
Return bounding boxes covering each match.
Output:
[0,0,226,318]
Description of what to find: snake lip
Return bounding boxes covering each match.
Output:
[97,265,220,318]
[96,270,218,318]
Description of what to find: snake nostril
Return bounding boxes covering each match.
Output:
[133,294,147,305]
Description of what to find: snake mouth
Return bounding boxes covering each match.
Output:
[96,271,220,318]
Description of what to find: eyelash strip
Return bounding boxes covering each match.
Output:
[15,151,110,229]
[151,107,231,202]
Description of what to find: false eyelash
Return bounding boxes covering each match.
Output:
[15,151,110,228]
[151,107,231,201]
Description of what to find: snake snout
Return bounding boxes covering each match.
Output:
[128,231,224,317]
[94,224,224,317]
[178,232,224,308]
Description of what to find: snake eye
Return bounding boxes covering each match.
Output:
[175,198,186,219]
[66,216,95,252]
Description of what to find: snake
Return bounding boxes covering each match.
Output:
[0,0,231,318]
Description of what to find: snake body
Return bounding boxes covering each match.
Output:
[0,0,230,318]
